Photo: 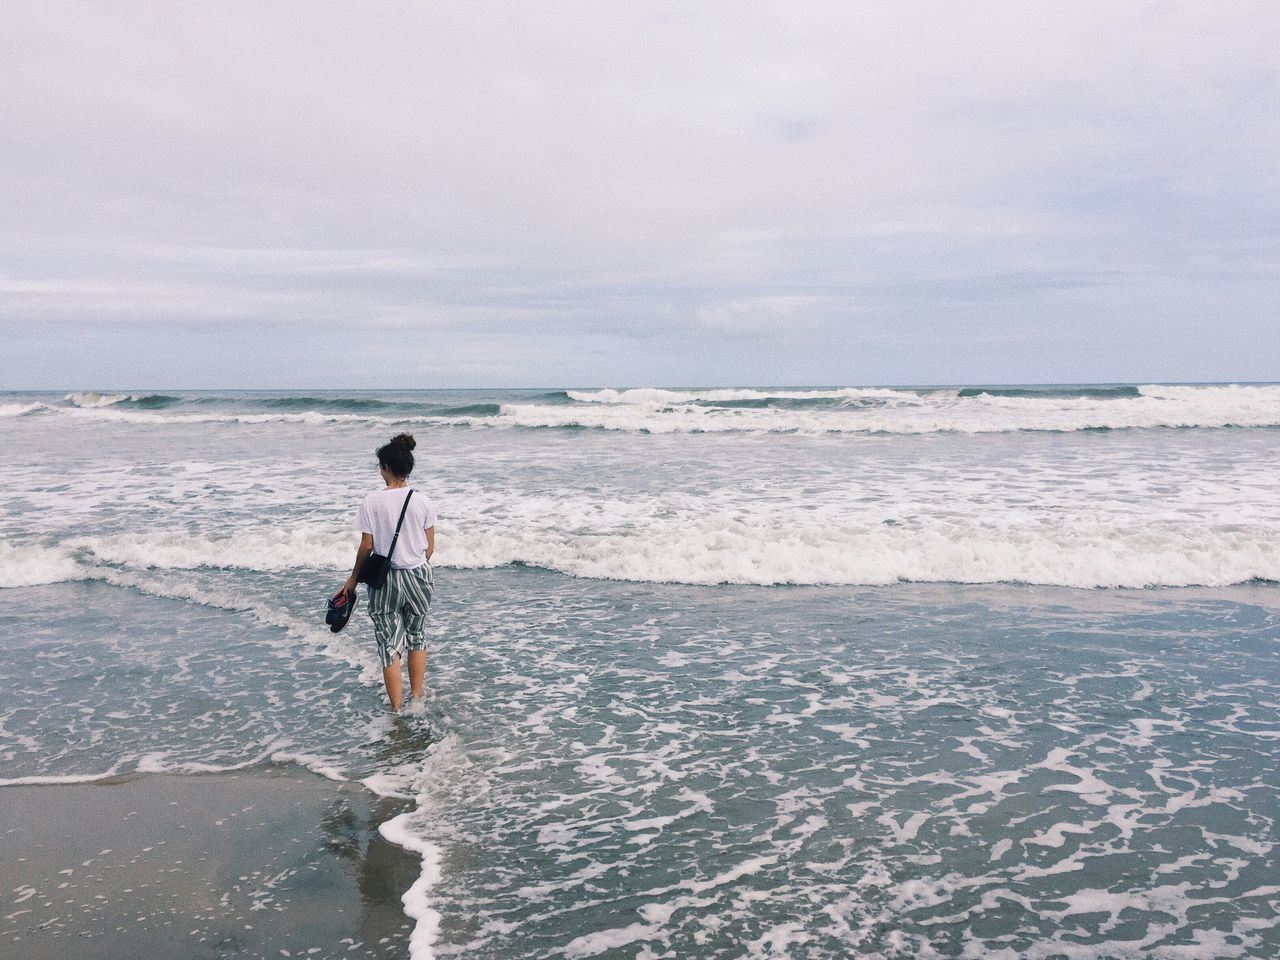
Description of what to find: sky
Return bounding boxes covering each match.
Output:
[1,2,1277,388]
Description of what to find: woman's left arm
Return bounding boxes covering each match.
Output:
[426,526,435,562]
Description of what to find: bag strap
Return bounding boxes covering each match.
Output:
[385,490,414,566]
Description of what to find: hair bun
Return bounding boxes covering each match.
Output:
[390,433,416,451]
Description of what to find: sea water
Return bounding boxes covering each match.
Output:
[1,385,1278,958]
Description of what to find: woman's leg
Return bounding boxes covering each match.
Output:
[407,650,426,699]
[369,576,407,712]
[378,660,404,711]
[382,655,404,711]
[401,565,433,700]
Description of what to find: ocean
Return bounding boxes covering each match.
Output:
[2,384,1278,958]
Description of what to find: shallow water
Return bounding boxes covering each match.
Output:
[4,574,1278,958]
[366,575,1280,959]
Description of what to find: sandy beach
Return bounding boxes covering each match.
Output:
[1,768,417,959]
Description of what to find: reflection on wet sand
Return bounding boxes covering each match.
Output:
[1,768,420,960]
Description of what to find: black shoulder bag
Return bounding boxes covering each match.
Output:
[359,490,413,591]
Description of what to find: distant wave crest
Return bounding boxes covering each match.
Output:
[65,392,181,409]
[496,384,1280,434]
[21,384,1280,434]
[956,385,1142,399]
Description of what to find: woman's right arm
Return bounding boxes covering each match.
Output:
[342,533,375,595]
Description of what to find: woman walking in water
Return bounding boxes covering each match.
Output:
[340,433,437,711]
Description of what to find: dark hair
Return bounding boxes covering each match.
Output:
[376,433,415,477]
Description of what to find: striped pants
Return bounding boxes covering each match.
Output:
[367,564,434,668]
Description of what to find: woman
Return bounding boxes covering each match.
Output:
[341,433,437,711]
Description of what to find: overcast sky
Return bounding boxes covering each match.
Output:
[2,2,1277,388]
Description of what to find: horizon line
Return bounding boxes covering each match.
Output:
[5,379,1279,393]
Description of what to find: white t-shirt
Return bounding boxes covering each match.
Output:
[353,487,438,570]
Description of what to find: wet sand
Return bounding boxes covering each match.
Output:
[1,768,419,959]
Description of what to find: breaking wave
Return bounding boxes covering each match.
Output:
[956,385,1143,399]
[496,384,1280,434]
[17,384,1278,434]
[6,513,1279,591]
[64,392,181,409]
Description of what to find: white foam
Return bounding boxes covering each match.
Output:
[0,402,46,418]
[0,528,357,597]
[357,733,472,960]
[0,541,91,588]
[62,406,378,426]
[379,814,444,960]
[565,387,907,405]
[618,789,715,835]
[746,921,814,957]
[1034,747,1115,805]
[59,392,224,411]
[443,515,1280,589]
[564,856,779,958]
[502,383,1280,435]
[1024,820,1101,849]
[9,508,1278,592]
[269,751,349,782]
[135,743,287,775]
[360,770,417,799]
[878,811,929,844]
[73,526,356,574]
[0,770,120,787]
[564,920,663,959]
[64,391,133,408]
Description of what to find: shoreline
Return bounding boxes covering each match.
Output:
[1,766,423,959]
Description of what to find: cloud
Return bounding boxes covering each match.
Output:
[696,296,830,340]
[0,2,1277,386]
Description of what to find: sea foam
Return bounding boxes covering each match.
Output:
[380,814,444,960]
[6,511,1278,590]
